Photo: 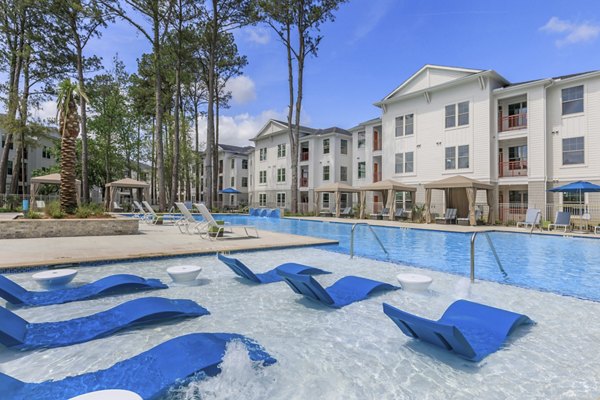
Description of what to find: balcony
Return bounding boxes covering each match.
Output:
[498,160,527,178]
[498,113,527,132]
[373,173,382,182]
[300,152,309,161]
[300,177,308,187]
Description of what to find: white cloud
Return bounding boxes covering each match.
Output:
[244,27,270,45]
[540,17,600,47]
[224,75,257,104]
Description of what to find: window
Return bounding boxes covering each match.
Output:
[300,141,309,161]
[242,159,248,169]
[231,159,235,169]
[277,192,286,207]
[562,85,584,115]
[42,146,52,159]
[509,190,528,204]
[458,145,469,169]
[358,162,366,179]
[259,148,267,161]
[277,168,286,182]
[241,177,248,187]
[445,102,469,128]
[218,176,223,190]
[7,160,12,175]
[259,170,267,184]
[341,139,348,155]
[340,166,348,181]
[445,147,456,169]
[218,160,223,173]
[395,152,414,174]
[259,193,267,206]
[323,138,330,154]
[277,144,286,158]
[323,165,330,181]
[395,114,414,137]
[357,132,365,148]
[230,177,234,187]
[1,136,13,150]
[562,137,584,165]
[322,193,330,209]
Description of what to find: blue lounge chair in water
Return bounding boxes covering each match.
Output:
[0,332,276,400]
[277,269,399,308]
[217,253,330,284]
[0,297,209,350]
[0,274,167,307]
[382,300,533,362]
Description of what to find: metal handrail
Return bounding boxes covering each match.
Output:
[470,231,505,282]
[350,223,389,258]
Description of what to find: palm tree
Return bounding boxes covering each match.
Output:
[56,79,86,213]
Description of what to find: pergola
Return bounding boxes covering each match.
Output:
[359,179,417,220]
[30,173,81,209]
[314,182,361,217]
[104,178,150,211]
[424,175,495,226]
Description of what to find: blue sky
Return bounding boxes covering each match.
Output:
[36,0,600,146]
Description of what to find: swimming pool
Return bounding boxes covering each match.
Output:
[210,215,600,302]
[3,248,600,399]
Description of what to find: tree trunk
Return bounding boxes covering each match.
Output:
[75,30,89,203]
[204,0,219,210]
[170,60,181,206]
[194,100,200,202]
[213,88,219,205]
[153,17,166,211]
[11,49,30,196]
[285,22,297,213]
[60,99,80,213]
[9,147,21,194]
[151,117,156,203]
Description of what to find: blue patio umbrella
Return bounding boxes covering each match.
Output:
[548,181,600,230]
[220,187,241,194]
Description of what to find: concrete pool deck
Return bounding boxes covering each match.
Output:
[0,223,337,270]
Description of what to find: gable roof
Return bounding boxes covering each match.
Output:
[252,119,351,141]
[218,143,254,155]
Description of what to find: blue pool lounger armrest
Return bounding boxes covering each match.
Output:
[0,297,209,350]
[0,332,276,400]
[277,269,399,308]
[217,254,330,284]
[382,300,533,361]
[0,274,167,307]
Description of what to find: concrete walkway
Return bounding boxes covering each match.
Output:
[0,223,336,270]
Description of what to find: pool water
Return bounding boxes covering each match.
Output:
[3,248,600,399]
[212,215,600,302]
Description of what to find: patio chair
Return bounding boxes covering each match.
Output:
[394,208,406,220]
[277,269,398,308]
[548,211,571,232]
[457,209,482,226]
[0,333,275,400]
[382,300,533,362]
[370,207,389,220]
[197,203,258,240]
[175,202,207,234]
[319,207,334,217]
[516,208,542,231]
[132,200,146,219]
[435,208,457,224]
[141,201,181,225]
[595,225,600,235]
[0,297,208,350]
[113,201,124,212]
[340,207,353,218]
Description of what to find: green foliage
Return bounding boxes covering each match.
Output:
[46,201,65,219]
[26,211,43,219]
[75,203,106,218]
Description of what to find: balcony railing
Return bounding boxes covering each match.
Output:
[373,140,382,151]
[498,160,527,177]
[300,152,309,161]
[498,113,527,132]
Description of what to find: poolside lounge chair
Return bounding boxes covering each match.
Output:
[132,200,146,219]
[516,208,541,231]
[0,274,167,307]
[319,207,334,217]
[0,332,276,400]
[382,300,533,362]
[595,225,600,235]
[340,207,353,218]
[394,208,406,220]
[175,202,207,234]
[457,209,482,226]
[0,297,208,350]
[197,203,258,240]
[370,208,389,220]
[217,253,330,284]
[113,202,124,212]
[435,208,457,224]
[141,201,181,225]
[548,211,571,232]
[277,269,399,308]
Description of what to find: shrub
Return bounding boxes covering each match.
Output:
[26,211,43,219]
[75,203,105,218]
[45,201,65,219]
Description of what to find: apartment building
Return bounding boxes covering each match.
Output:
[248,119,352,212]
[353,64,600,221]
[0,129,60,194]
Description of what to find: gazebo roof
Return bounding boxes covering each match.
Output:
[105,178,150,188]
[30,173,81,185]
[315,182,361,193]
[424,175,494,190]
[360,179,416,192]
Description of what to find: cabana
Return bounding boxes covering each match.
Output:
[359,179,417,220]
[105,178,150,212]
[314,182,361,217]
[424,175,495,226]
[30,173,81,209]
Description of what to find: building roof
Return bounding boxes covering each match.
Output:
[348,117,382,131]
[252,119,351,141]
[218,143,254,155]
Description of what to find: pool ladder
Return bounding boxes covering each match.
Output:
[350,223,389,259]
[470,232,505,283]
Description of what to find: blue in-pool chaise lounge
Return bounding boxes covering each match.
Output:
[382,300,533,361]
[0,274,167,307]
[217,253,331,284]
[0,297,209,350]
[277,269,398,308]
[0,332,276,400]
